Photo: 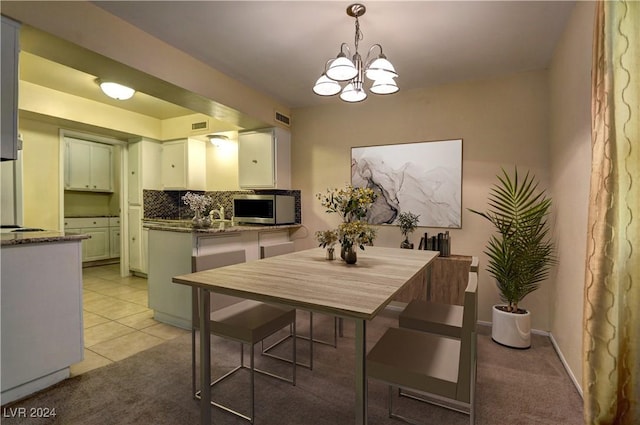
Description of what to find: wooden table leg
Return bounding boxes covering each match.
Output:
[200,288,211,425]
[355,319,367,425]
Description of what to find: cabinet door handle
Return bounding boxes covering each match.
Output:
[252,159,258,164]
[171,164,175,168]
[85,185,89,188]
[131,171,135,175]
[132,237,136,241]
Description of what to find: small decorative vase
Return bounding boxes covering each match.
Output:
[343,247,357,265]
[326,247,335,260]
[400,237,414,249]
[192,212,212,229]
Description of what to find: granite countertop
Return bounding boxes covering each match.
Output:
[1,230,91,246]
[143,219,301,234]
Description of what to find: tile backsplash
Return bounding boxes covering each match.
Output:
[143,189,302,223]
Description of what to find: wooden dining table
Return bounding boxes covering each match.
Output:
[172,246,439,425]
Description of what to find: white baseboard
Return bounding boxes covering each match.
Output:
[478,321,583,397]
[549,332,583,398]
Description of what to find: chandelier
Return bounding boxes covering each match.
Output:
[313,3,398,103]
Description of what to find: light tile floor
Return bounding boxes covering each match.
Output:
[70,264,188,376]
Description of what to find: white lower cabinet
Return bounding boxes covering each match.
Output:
[110,227,120,258]
[83,226,110,261]
[148,228,293,329]
[1,239,84,404]
[64,217,120,262]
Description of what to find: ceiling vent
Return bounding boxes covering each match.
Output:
[274,111,291,127]
[191,120,209,132]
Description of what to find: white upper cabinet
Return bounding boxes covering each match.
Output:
[238,127,290,189]
[64,137,114,192]
[161,138,206,190]
[128,138,161,205]
[1,17,20,161]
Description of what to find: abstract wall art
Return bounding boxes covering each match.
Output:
[351,139,462,228]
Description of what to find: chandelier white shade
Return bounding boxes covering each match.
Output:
[99,81,135,100]
[313,3,398,103]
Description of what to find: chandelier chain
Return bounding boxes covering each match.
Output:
[354,16,363,54]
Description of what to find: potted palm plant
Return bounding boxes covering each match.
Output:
[469,168,556,348]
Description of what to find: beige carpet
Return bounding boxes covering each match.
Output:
[1,312,583,424]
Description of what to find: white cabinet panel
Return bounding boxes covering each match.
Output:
[110,227,120,258]
[238,127,290,189]
[128,206,144,273]
[1,17,20,161]
[64,138,113,192]
[64,217,116,262]
[129,138,162,205]
[83,227,110,261]
[161,138,205,190]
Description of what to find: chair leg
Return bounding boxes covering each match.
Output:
[309,312,314,370]
[293,318,297,385]
[388,385,394,418]
[250,345,255,424]
[191,328,197,399]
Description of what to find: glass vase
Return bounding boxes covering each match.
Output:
[326,247,335,260]
[343,246,357,265]
[192,211,211,229]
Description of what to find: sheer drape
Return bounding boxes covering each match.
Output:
[584,1,639,424]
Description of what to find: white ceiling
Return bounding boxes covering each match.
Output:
[19,1,576,124]
[90,1,576,109]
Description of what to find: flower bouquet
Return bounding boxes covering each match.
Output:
[182,192,213,228]
[315,229,339,260]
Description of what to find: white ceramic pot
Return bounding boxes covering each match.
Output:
[491,305,531,349]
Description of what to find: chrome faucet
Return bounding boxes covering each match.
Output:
[209,205,225,220]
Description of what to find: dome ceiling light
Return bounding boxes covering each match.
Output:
[98,80,136,100]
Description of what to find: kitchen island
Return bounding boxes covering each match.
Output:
[145,220,302,329]
[1,230,89,404]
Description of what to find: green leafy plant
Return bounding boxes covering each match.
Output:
[397,212,420,237]
[469,168,556,313]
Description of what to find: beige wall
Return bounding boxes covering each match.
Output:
[291,70,551,329]
[19,117,61,230]
[548,1,595,394]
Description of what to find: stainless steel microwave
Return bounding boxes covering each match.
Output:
[232,194,296,225]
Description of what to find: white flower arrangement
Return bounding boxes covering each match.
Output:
[182,192,212,215]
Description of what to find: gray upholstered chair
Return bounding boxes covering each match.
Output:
[367,272,478,424]
[259,242,338,370]
[191,249,296,423]
[398,258,478,339]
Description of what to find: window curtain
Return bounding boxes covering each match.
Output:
[584,1,639,424]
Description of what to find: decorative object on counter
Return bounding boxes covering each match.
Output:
[315,229,338,260]
[209,205,225,220]
[397,211,420,249]
[468,167,556,348]
[316,184,378,264]
[182,192,212,228]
